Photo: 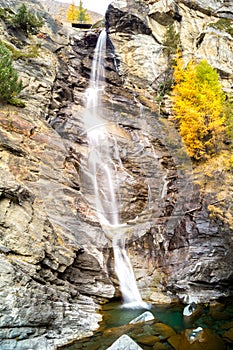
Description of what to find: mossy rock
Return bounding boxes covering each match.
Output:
[136,334,160,346]
[152,322,176,340]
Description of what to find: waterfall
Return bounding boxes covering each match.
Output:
[81,29,148,309]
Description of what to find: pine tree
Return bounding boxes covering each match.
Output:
[0,42,23,104]
[172,55,225,160]
[11,4,43,36]
[77,0,90,23]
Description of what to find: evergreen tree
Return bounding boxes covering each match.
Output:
[77,0,90,23]
[11,4,43,36]
[172,55,225,160]
[0,42,23,104]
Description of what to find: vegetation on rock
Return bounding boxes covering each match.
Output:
[209,18,233,38]
[0,42,24,106]
[2,40,39,60]
[171,55,226,161]
[156,24,181,109]
[223,94,233,146]
[10,3,43,36]
[163,24,181,63]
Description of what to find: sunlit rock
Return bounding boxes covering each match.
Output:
[186,327,203,343]
[129,311,155,324]
[106,334,143,350]
[183,302,197,317]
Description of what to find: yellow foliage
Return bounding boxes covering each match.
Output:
[66,1,91,23]
[66,3,78,22]
[171,55,226,160]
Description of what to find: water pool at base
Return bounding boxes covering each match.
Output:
[59,298,233,350]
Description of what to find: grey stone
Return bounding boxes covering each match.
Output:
[107,334,143,350]
[129,311,155,324]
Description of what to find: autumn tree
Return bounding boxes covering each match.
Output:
[171,55,225,160]
[66,1,90,23]
[66,3,78,23]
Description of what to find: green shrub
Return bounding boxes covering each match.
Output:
[0,7,14,21]
[223,95,233,145]
[11,3,43,36]
[2,40,39,60]
[163,24,181,61]
[0,42,24,105]
[209,18,233,37]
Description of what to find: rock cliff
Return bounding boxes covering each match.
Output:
[0,0,232,349]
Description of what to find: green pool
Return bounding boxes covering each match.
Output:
[59,298,233,350]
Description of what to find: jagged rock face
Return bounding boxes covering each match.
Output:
[0,0,233,349]
[106,0,233,300]
[105,0,233,302]
[108,0,233,93]
[0,3,112,350]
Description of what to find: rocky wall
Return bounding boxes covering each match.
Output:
[0,0,233,349]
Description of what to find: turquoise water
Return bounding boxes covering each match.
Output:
[102,301,184,331]
[59,298,233,350]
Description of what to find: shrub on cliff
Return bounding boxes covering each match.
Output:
[10,3,43,36]
[172,55,226,161]
[0,42,24,106]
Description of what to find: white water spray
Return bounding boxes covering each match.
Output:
[82,29,147,308]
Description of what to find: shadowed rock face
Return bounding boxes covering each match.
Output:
[0,0,233,348]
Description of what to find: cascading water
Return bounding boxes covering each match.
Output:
[81,29,148,308]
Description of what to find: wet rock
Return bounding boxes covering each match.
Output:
[223,327,233,344]
[152,322,176,340]
[137,334,160,346]
[168,327,226,350]
[183,302,197,316]
[153,343,169,350]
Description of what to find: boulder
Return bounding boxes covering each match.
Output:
[223,328,233,344]
[152,322,176,339]
[106,334,143,350]
[168,327,226,350]
[129,311,155,324]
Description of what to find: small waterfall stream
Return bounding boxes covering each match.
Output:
[81,29,147,308]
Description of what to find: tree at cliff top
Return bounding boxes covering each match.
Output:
[171,55,226,161]
[10,3,43,36]
[66,1,90,23]
[77,0,91,23]
[0,42,23,106]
